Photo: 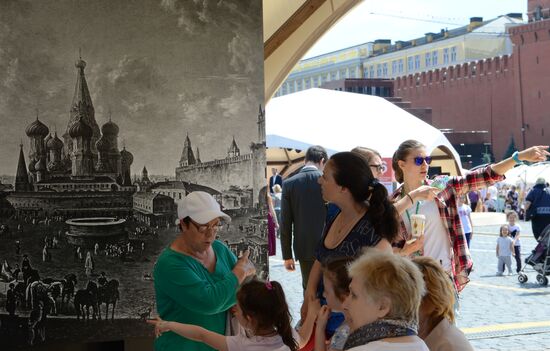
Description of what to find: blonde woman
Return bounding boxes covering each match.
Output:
[342,249,428,350]
[413,256,474,351]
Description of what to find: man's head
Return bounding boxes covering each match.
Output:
[271,168,278,176]
[305,145,328,171]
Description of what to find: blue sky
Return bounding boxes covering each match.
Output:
[304,0,527,59]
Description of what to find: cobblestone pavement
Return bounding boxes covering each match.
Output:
[269,213,550,350]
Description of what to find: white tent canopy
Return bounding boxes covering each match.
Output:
[503,162,550,187]
[266,88,462,175]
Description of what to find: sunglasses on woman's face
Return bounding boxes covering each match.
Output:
[413,156,432,166]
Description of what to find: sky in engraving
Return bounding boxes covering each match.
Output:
[0,0,263,176]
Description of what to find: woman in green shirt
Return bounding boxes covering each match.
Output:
[154,191,256,351]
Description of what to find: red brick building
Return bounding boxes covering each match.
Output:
[395,1,550,165]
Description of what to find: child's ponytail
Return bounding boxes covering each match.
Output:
[237,279,298,351]
[271,281,298,351]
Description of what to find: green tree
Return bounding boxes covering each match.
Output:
[503,135,517,160]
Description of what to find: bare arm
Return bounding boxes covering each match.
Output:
[302,260,322,318]
[314,306,331,351]
[394,235,424,257]
[373,238,393,253]
[148,319,227,351]
[496,243,499,257]
[511,241,515,256]
[491,146,549,175]
[297,298,321,348]
[393,186,439,215]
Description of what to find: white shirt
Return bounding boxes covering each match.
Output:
[488,185,498,200]
[347,337,429,351]
[226,331,298,351]
[408,200,452,271]
[458,204,472,233]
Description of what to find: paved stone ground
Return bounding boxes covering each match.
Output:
[269,213,550,350]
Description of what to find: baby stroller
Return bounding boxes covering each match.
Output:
[518,224,550,286]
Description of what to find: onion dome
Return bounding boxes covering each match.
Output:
[35,157,46,171]
[120,147,134,165]
[101,120,119,136]
[69,117,93,139]
[25,118,49,138]
[95,136,110,152]
[47,133,64,150]
[44,133,52,148]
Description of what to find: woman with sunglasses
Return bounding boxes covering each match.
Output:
[153,191,257,351]
[391,139,549,292]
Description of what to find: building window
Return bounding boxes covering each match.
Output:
[407,56,414,71]
[321,74,327,84]
[330,71,337,81]
[313,76,319,87]
[382,63,388,77]
[443,48,449,64]
[350,67,356,78]
[392,60,397,75]
[340,69,347,79]
[450,46,457,62]
[414,55,420,70]
[376,64,382,77]
[296,80,302,91]
[363,68,369,78]
[398,59,404,73]
[305,78,311,89]
[288,82,294,93]
[425,52,431,67]
[432,51,438,66]
[369,65,374,78]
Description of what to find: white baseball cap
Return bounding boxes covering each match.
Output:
[176,191,230,225]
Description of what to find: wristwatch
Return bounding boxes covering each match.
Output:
[512,151,522,165]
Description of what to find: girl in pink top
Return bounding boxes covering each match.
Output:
[149,279,320,351]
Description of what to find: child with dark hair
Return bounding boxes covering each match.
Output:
[315,257,354,351]
[149,279,318,351]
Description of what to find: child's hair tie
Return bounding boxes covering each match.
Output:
[265,280,273,290]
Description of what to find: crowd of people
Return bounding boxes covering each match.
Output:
[148,141,549,351]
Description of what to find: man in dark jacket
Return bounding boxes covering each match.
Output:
[525,177,550,240]
[281,145,327,291]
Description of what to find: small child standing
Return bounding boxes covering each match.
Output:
[496,225,515,276]
[315,257,354,351]
[507,212,522,273]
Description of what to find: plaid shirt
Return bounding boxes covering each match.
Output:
[391,165,504,291]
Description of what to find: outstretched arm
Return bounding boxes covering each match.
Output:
[491,146,549,175]
[148,318,227,351]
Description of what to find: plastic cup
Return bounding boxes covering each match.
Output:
[409,214,426,241]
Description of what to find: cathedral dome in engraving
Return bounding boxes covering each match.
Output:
[120,147,134,165]
[95,136,110,152]
[47,133,64,150]
[69,117,93,139]
[101,120,119,136]
[25,119,49,138]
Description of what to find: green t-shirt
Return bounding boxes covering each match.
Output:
[154,240,238,351]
